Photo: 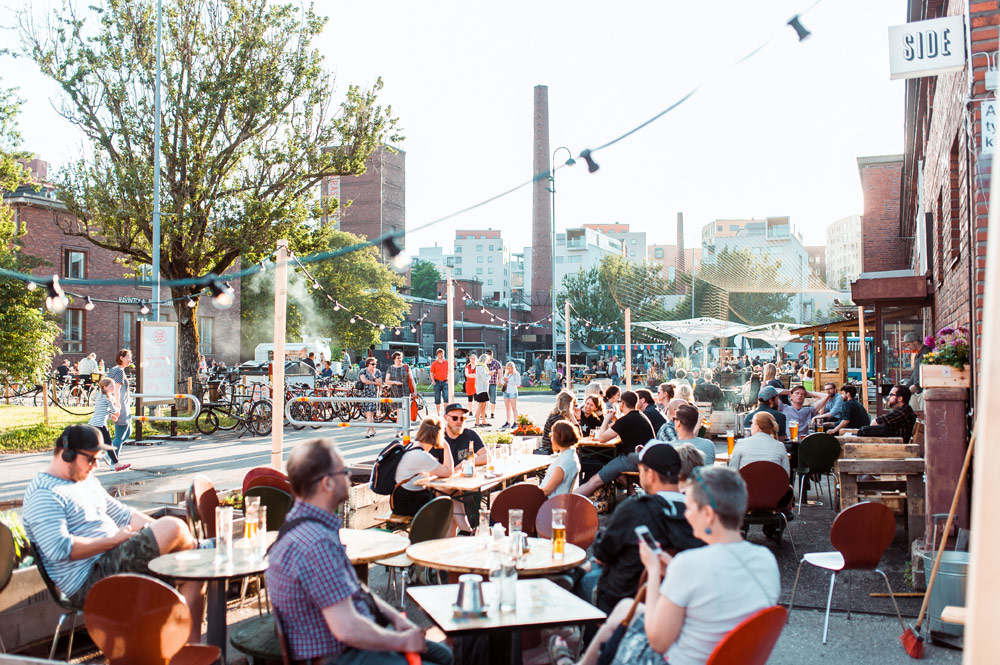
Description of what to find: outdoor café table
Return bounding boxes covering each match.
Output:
[405,536,586,580]
[148,543,267,662]
[340,527,409,584]
[407,578,606,665]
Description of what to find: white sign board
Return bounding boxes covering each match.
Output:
[888,16,966,80]
[984,101,997,155]
[139,321,178,403]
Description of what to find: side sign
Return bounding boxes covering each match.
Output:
[888,16,966,80]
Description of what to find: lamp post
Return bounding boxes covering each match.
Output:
[151,0,163,319]
[548,146,576,373]
[445,258,455,403]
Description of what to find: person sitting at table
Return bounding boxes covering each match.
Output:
[391,416,456,517]
[584,381,604,401]
[268,438,454,665]
[576,444,704,613]
[22,425,205,642]
[729,412,794,511]
[553,466,778,665]
[673,443,707,480]
[635,389,666,433]
[578,395,604,437]
[669,403,716,467]
[574,391,655,498]
[673,368,691,387]
[742,385,788,440]
[779,384,823,438]
[655,398,686,442]
[675,383,695,405]
[541,421,582,497]
[603,385,621,419]
[860,384,916,442]
[655,382,674,414]
[431,403,486,534]
[540,390,579,455]
[694,370,726,409]
[825,383,871,435]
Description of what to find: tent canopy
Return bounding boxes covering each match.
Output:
[740,322,800,350]
[556,340,597,355]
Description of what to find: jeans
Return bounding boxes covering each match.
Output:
[112,421,132,461]
[597,454,636,484]
[611,375,620,386]
[433,380,448,405]
[332,640,453,665]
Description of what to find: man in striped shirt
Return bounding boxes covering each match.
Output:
[22,425,204,642]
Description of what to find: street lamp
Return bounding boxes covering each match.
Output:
[548,146,575,371]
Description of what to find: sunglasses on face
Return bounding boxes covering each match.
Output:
[446,414,464,421]
[79,451,100,467]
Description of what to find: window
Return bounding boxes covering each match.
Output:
[64,249,86,279]
[488,268,494,274]
[455,246,462,253]
[730,224,739,231]
[488,279,493,285]
[654,248,664,259]
[668,266,676,281]
[477,268,483,274]
[199,317,214,355]
[122,312,134,350]
[487,256,493,263]
[630,239,637,244]
[556,256,564,264]
[63,309,84,353]
[489,244,494,251]
[630,251,636,257]
[455,268,462,276]
[137,263,153,288]
[476,244,483,252]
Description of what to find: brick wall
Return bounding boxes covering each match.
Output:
[859,156,906,273]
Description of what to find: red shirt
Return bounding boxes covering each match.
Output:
[430,359,449,382]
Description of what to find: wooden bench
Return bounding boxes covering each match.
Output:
[836,457,925,537]
[841,443,921,459]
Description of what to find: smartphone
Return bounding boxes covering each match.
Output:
[634,525,662,553]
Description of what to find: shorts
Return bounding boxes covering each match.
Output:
[488,384,497,404]
[597,454,637,484]
[433,380,448,404]
[474,392,489,403]
[66,526,161,609]
[503,391,518,400]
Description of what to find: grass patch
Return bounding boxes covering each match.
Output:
[0,405,92,452]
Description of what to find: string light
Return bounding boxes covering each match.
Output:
[45,276,68,313]
[84,296,95,311]
[26,281,37,292]
[139,301,150,315]
[210,280,234,309]
[186,296,196,309]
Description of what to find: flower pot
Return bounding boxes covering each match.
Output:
[921,364,971,388]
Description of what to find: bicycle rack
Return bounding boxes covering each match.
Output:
[283,395,412,434]
[130,393,202,421]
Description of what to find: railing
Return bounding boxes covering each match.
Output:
[284,395,411,433]
[130,393,201,421]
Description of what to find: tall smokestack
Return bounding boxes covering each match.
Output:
[676,212,685,274]
[532,85,552,327]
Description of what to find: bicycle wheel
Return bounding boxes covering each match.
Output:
[33,388,52,407]
[249,400,272,436]
[215,403,240,430]
[195,409,220,435]
[288,401,309,431]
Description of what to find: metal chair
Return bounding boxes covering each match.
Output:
[84,573,220,665]
[795,433,841,514]
[489,483,546,535]
[738,461,796,557]
[33,551,82,660]
[242,466,292,497]
[535,493,599,549]
[379,496,453,605]
[788,501,905,643]
[706,605,788,665]
[244,485,294,531]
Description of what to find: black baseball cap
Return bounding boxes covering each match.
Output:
[443,402,470,414]
[627,442,681,477]
[57,425,114,453]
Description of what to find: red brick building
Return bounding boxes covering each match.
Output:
[6,158,242,372]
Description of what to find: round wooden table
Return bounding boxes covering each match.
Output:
[406,536,585,577]
[341,528,410,566]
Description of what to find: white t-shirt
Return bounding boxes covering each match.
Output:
[395,447,441,491]
[728,432,790,475]
[542,448,580,496]
[660,541,779,665]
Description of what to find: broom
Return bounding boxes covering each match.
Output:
[900,428,976,659]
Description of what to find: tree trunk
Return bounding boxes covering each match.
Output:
[174,287,202,383]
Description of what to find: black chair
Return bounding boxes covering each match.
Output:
[34,552,82,660]
[244,486,294,530]
[379,496,454,605]
[795,433,842,514]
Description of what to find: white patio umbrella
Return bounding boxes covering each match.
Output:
[635,317,750,366]
[740,322,800,358]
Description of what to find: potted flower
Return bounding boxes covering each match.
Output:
[920,326,971,388]
[511,414,542,436]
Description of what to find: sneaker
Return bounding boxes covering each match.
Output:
[501,422,510,428]
[115,463,131,472]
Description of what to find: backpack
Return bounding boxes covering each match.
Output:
[369,440,415,495]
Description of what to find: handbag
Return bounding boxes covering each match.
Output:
[596,585,661,665]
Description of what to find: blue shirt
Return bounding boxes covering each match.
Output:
[22,472,134,596]
[266,501,374,660]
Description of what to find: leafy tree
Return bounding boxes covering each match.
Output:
[0,86,60,384]
[409,259,440,300]
[241,230,406,357]
[20,0,403,379]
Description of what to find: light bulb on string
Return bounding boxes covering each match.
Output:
[45,276,68,313]
[210,280,234,309]
[139,301,150,315]
[334,303,341,311]
[186,296,196,309]
[394,328,401,336]
[84,296,95,311]
[410,326,416,334]
[379,324,385,330]
[350,317,356,324]
[312,280,320,290]
[26,280,37,292]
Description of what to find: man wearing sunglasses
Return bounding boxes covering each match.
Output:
[22,425,204,642]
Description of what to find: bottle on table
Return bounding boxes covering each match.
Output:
[463,441,476,477]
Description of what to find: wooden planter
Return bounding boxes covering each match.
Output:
[921,364,971,388]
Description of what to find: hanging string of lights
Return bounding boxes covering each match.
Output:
[444,282,551,330]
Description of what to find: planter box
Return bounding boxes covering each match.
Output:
[0,565,68,654]
[921,364,971,388]
[344,482,391,530]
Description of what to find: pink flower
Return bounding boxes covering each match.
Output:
[924,335,936,348]
[938,326,955,336]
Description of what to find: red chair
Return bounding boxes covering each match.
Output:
[242,466,291,497]
[489,483,546,535]
[191,475,219,540]
[535,493,599,549]
[705,605,788,665]
[739,461,796,556]
[84,574,220,665]
[787,502,905,643]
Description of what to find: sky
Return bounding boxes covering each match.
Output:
[0,0,907,253]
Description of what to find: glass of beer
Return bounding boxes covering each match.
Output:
[244,496,261,540]
[551,508,566,561]
[790,421,799,441]
[726,430,735,455]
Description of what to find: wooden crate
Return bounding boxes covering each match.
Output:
[921,364,970,388]
[344,482,391,530]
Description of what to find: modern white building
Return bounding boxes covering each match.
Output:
[825,214,863,290]
[582,223,646,264]
[416,245,448,274]
[554,226,625,290]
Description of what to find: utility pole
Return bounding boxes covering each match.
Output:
[151,0,163,320]
[565,299,571,390]
[271,240,288,469]
[624,308,632,390]
[446,262,455,403]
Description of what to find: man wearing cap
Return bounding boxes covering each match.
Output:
[433,403,487,532]
[742,385,788,440]
[22,425,204,641]
[902,331,931,410]
[581,444,704,612]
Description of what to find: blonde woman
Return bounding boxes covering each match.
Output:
[540,390,578,454]
[392,416,455,516]
[676,383,695,404]
[502,362,520,428]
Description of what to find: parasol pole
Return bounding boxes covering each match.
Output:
[858,305,869,411]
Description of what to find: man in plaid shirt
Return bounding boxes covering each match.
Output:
[484,349,503,420]
[267,439,453,665]
[867,385,917,443]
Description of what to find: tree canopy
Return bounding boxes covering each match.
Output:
[409,259,440,300]
[0,85,60,384]
[20,0,403,378]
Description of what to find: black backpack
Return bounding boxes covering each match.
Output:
[369,439,414,495]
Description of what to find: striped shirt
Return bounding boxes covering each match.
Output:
[266,501,374,660]
[88,393,116,429]
[22,472,134,596]
[106,365,130,425]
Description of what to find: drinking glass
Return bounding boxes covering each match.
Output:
[244,496,261,540]
[790,421,800,441]
[215,506,234,563]
[551,508,566,561]
[499,555,517,612]
[726,430,735,456]
[508,509,523,535]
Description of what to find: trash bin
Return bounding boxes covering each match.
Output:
[208,380,222,403]
[921,550,969,637]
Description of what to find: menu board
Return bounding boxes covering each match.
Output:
[139,321,178,403]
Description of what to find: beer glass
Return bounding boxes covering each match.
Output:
[551,508,566,561]
[244,495,261,540]
[726,430,735,455]
[790,421,800,441]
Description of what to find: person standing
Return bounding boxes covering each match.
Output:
[88,378,129,471]
[608,356,621,386]
[341,348,352,379]
[106,349,133,465]
[384,352,412,430]
[358,358,383,438]
[429,349,450,415]
[484,350,503,420]
[464,354,477,407]
[501,362,520,428]
[473,355,490,427]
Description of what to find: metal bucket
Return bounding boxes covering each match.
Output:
[921,550,969,637]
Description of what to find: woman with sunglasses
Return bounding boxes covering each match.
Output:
[391,416,455,516]
[359,358,383,438]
